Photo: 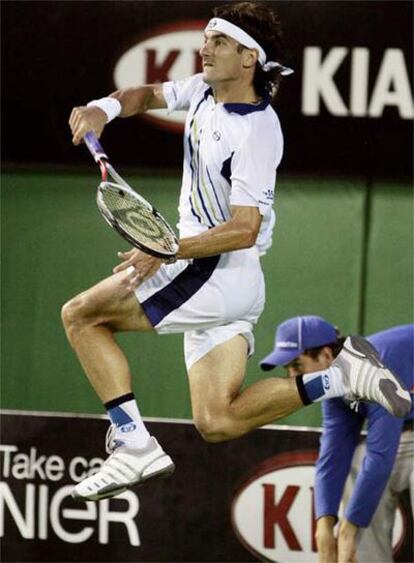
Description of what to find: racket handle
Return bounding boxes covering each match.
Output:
[84,132,108,162]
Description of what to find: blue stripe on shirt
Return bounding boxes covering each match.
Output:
[206,165,227,221]
[195,140,215,227]
[186,131,203,224]
[187,96,206,224]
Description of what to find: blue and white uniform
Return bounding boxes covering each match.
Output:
[315,325,414,562]
[135,73,284,369]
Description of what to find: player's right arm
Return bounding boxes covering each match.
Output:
[69,84,166,145]
[110,83,167,116]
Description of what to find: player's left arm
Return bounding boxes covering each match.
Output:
[176,205,262,258]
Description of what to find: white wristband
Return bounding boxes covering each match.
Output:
[87,97,122,123]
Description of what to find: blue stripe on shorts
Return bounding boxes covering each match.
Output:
[141,255,220,327]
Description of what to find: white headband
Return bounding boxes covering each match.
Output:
[205,17,294,75]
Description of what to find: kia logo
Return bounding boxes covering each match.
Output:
[113,21,205,133]
[231,450,406,562]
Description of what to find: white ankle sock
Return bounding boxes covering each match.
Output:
[301,366,346,403]
[105,394,151,449]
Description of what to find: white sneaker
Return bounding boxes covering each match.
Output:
[334,335,412,417]
[72,427,175,502]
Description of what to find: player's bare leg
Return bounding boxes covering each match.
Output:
[188,334,412,444]
[61,269,174,502]
[188,335,303,443]
[61,269,153,401]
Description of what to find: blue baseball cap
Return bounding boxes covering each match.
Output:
[260,315,337,370]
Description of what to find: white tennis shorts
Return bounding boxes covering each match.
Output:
[133,246,265,370]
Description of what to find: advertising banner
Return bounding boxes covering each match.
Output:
[1,412,412,562]
[2,1,413,178]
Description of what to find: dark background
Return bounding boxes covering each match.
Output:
[2,0,413,178]
[2,413,413,562]
[1,4,413,562]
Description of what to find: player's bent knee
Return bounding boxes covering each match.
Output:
[193,414,232,443]
[61,293,96,338]
[61,298,77,329]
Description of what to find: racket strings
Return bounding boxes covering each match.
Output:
[98,184,177,255]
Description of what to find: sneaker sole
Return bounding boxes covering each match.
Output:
[141,458,176,482]
[345,335,384,367]
[346,335,411,417]
[72,484,128,502]
[72,458,175,502]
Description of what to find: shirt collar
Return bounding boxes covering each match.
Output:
[203,87,271,115]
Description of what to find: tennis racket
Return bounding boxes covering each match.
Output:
[83,131,179,259]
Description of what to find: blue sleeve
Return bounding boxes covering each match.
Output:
[344,404,404,527]
[315,399,363,520]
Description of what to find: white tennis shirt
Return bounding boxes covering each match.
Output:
[163,73,284,255]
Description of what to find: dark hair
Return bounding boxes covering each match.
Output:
[212,2,287,101]
[304,337,347,360]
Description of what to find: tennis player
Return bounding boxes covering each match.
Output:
[260,317,413,563]
[64,2,411,502]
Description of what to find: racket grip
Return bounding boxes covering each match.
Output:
[84,132,108,162]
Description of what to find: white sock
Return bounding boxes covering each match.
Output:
[105,393,151,449]
[300,366,346,403]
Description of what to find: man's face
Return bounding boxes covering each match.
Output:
[200,31,246,85]
[284,350,333,377]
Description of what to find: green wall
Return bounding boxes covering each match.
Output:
[1,172,412,427]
